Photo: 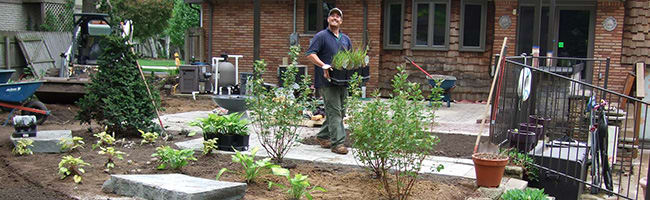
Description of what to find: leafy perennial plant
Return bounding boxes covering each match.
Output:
[58,155,90,184]
[268,167,326,200]
[13,139,34,156]
[98,147,125,171]
[151,146,197,170]
[59,136,85,152]
[216,147,279,183]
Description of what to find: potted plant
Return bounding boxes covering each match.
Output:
[329,46,370,85]
[519,122,544,140]
[189,112,250,151]
[472,152,509,187]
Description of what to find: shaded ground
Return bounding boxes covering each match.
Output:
[0,94,480,199]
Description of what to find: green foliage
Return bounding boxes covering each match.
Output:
[151,146,197,170]
[12,139,34,156]
[503,148,539,182]
[76,35,162,135]
[139,129,159,145]
[216,147,279,183]
[501,188,548,200]
[268,167,326,200]
[59,136,85,152]
[202,138,218,155]
[331,50,349,70]
[97,0,174,40]
[98,147,125,171]
[189,112,250,136]
[91,131,116,150]
[247,45,312,163]
[346,66,444,200]
[58,156,90,184]
[330,45,367,70]
[165,0,200,47]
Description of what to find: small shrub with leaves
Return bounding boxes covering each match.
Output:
[501,188,548,200]
[58,155,90,184]
[216,147,279,183]
[503,148,539,181]
[151,146,197,170]
[98,147,125,171]
[268,167,326,200]
[202,138,218,155]
[92,131,116,150]
[139,129,158,145]
[59,136,85,152]
[13,139,34,156]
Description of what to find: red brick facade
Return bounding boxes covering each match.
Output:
[199,0,637,100]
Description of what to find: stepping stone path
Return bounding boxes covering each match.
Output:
[102,174,247,200]
[10,130,71,153]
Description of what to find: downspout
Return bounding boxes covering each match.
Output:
[208,0,214,61]
[293,0,297,33]
[363,0,368,48]
[254,0,260,61]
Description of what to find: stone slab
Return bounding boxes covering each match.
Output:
[10,130,71,153]
[503,178,528,191]
[102,174,246,200]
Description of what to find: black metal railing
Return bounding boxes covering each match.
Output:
[490,56,648,200]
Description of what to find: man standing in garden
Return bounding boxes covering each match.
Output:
[306,8,351,155]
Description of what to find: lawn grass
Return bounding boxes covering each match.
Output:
[137,59,184,66]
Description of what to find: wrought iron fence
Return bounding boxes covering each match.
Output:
[490,56,649,200]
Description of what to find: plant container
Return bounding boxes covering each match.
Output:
[472,153,509,187]
[329,65,370,86]
[528,115,550,126]
[508,129,537,152]
[519,122,544,140]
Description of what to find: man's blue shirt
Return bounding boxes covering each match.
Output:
[306,28,351,88]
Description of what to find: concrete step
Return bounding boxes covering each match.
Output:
[10,130,71,153]
[102,174,247,200]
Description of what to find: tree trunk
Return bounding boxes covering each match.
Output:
[165,35,170,59]
[149,38,157,58]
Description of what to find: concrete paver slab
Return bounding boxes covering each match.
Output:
[102,174,246,200]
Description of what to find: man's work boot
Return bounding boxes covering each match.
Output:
[331,145,348,155]
[317,138,331,149]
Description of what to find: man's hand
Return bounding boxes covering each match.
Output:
[322,64,331,80]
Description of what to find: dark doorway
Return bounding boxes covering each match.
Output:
[556,9,591,79]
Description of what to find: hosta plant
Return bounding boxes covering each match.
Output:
[216,147,279,183]
[268,167,326,200]
[346,66,444,200]
[247,45,312,163]
[202,138,218,155]
[98,147,125,171]
[151,146,197,170]
[501,188,548,200]
[13,139,34,156]
[59,136,85,152]
[503,148,539,181]
[139,129,158,145]
[92,131,116,150]
[58,155,90,184]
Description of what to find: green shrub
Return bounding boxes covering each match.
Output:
[189,112,249,136]
[202,138,218,155]
[76,35,162,136]
[98,147,125,171]
[501,188,548,200]
[151,146,197,170]
[216,147,279,183]
[13,139,34,156]
[268,167,326,200]
[58,155,90,184]
[247,45,312,163]
[346,66,444,200]
[59,136,85,152]
[503,148,539,182]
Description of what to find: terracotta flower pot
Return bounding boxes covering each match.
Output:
[472,153,509,187]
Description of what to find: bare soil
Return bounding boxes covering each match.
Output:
[0,94,480,199]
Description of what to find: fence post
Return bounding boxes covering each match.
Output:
[604,57,610,89]
[4,36,9,70]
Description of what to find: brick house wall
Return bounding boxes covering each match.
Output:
[379,0,495,101]
[593,1,625,93]
[622,0,650,68]
[201,0,380,92]
[0,1,29,31]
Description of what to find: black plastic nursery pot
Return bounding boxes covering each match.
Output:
[507,129,537,153]
[519,122,544,140]
[329,65,370,86]
[204,133,249,151]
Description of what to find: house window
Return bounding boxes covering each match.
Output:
[384,0,404,49]
[412,0,450,50]
[460,0,487,51]
[305,0,336,34]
